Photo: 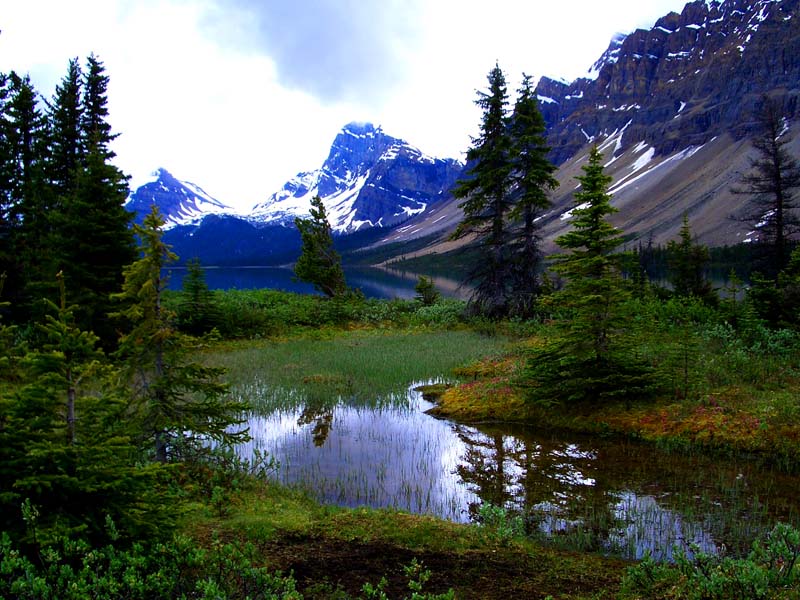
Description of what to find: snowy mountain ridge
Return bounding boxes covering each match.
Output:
[125,168,234,229]
[249,122,462,233]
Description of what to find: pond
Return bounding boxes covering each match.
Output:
[166,265,468,300]
[236,382,800,561]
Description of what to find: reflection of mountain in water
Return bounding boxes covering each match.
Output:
[165,266,465,299]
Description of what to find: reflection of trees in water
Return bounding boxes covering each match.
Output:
[455,430,518,519]
[452,423,800,557]
[453,424,618,546]
[297,404,334,447]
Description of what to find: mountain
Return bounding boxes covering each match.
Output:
[129,0,800,267]
[398,0,800,258]
[519,0,800,248]
[125,168,234,228]
[250,122,463,233]
[535,0,800,166]
[130,124,461,265]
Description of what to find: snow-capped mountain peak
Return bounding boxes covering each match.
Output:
[126,168,233,229]
[250,122,462,233]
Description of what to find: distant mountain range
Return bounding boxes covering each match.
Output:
[126,0,800,266]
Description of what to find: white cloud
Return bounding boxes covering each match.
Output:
[0,0,689,211]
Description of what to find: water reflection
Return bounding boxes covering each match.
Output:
[166,265,467,299]
[239,384,799,560]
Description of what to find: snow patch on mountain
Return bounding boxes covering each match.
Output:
[126,168,234,229]
[249,122,461,234]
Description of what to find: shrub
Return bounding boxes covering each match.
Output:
[621,523,800,600]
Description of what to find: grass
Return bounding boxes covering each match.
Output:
[206,329,511,409]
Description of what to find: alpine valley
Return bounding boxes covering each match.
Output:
[126,0,800,267]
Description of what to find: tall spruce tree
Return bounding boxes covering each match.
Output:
[507,74,558,317]
[7,73,51,313]
[524,146,657,405]
[112,206,247,463]
[53,55,135,344]
[46,58,83,199]
[734,95,800,278]
[294,195,347,297]
[666,214,715,303]
[452,64,515,318]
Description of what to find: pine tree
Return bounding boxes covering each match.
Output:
[6,73,52,314]
[112,206,247,463]
[414,275,440,306]
[507,74,558,317]
[177,257,220,335]
[734,95,800,278]
[553,146,625,362]
[52,55,135,344]
[666,214,716,303]
[0,274,173,545]
[452,64,515,318]
[45,58,83,199]
[294,195,347,297]
[524,146,657,405]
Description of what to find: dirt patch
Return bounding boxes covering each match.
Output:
[260,534,624,599]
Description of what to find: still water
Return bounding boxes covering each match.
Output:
[238,383,800,561]
[166,266,467,300]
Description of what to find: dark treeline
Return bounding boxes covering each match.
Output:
[0,56,135,347]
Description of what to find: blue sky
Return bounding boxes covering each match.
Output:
[2,0,690,211]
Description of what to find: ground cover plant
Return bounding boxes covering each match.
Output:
[433,292,800,467]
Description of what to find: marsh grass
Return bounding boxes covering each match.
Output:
[207,329,509,411]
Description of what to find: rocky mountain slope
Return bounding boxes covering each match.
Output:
[536,0,800,163]
[385,0,800,257]
[250,122,462,233]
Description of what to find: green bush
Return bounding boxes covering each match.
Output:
[0,531,301,599]
[412,300,466,327]
[476,503,525,543]
[621,523,800,599]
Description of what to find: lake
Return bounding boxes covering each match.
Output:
[237,381,800,561]
[166,265,468,300]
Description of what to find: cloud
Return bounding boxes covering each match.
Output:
[205,0,422,105]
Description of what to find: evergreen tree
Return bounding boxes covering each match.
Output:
[666,214,716,304]
[452,64,515,318]
[414,275,440,306]
[6,73,51,313]
[0,275,173,545]
[507,74,558,317]
[734,95,800,278]
[45,58,83,199]
[553,146,625,362]
[177,257,220,335]
[524,147,657,405]
[52,55,135,344]
[294,195,348,297]
[112,206,247,463]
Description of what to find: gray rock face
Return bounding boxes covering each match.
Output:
[250,122,462,233]
[537,0,800,165]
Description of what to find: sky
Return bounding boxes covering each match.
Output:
[2,0,691,212]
